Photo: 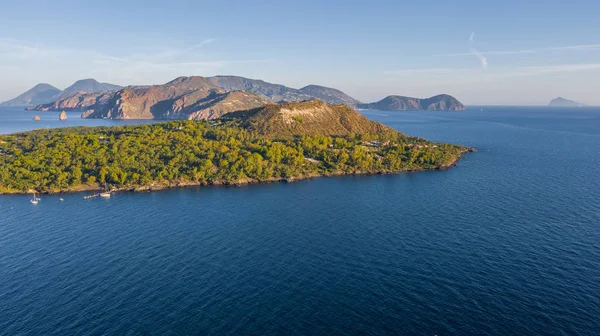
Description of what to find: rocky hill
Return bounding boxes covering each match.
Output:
[1,83,61,106]
[357,94,465,111]
[27,91,115,112]
[223,99,393,137]
[548,97,586,107]
[52,79,123,101]
[55,76,270,120]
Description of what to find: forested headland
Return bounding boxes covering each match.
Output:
[0,101,472,194]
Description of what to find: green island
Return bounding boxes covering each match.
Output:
[0,100,472,194]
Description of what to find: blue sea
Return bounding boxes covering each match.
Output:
[0,107,155,134]
[0,106,599,335]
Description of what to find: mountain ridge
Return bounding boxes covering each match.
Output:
[24,76,465,117]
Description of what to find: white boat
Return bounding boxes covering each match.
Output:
[100,182,111,198]
[59,198,64,201]
[30,193,40,205]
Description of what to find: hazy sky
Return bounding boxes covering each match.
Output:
[1,0,600,105]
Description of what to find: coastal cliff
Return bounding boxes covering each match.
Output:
[28,91,115,112]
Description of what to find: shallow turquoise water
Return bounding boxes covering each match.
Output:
[1,106,599,335]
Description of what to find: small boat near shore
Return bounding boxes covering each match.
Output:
[100,182,111,198]
[85,183,112,199]
[30,193,40,205]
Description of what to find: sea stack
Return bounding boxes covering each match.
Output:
[59,110,67,120]
[33,116,41,121]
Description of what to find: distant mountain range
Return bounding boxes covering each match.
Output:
[548,97,586,107]
[14,75,465,118]
[1,79,122,107]
[0,83,61,106]
[357,95,466,111]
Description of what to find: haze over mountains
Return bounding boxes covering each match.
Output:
[0,84,61,106]
[7,75,466,119]
[0,79,122,107]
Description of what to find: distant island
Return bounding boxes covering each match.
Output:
[357,94,465,111]
[1,79,122,107]
[0,100,472,195]
[548,97,586,107]
[9,76,466,118]
[0,83,61,107]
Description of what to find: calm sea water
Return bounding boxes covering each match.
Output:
[0,106,599,335]
[0,107,155,134]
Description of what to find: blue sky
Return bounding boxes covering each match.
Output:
[1,0,600,105]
